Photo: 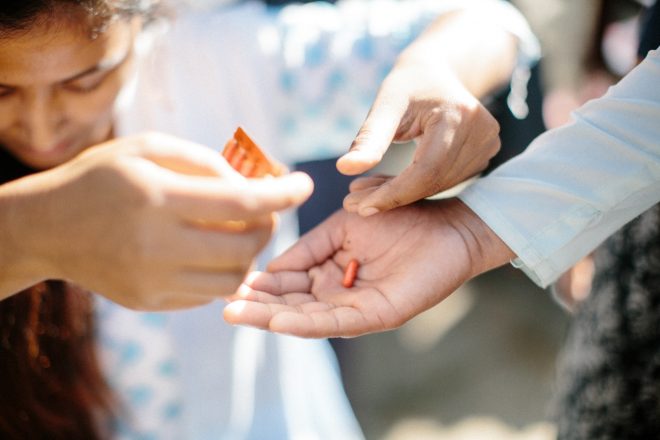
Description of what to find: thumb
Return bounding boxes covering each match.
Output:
[336,91,406,176]
[267,211,343,272]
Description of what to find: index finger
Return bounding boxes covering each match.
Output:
[163,171,314,223]
[354,123,462,215]
[336,87,407,176]
[130,132,243,179]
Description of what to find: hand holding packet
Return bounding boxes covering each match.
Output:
[216,127,289,232]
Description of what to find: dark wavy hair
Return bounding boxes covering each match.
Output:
[0,2,162,438]
[0,0,163,38]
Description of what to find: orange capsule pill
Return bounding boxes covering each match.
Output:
[342,258,360,288]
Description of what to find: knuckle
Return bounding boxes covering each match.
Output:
[478,108,501,136]
[228,185,259,213]
[428,106,445,121]
[475,161,490,174]
[352,128,375,149]
[489,116,501,135]
[238,195,260,213]
[425,105,463,131]
[127,176,166,212]
[386,194,405,209]
[413,162,441,188]
[488,137,502,157]
[424,106,448,127]
[95,162,164,212]
[387,200,403,210]
[137,131,170,150]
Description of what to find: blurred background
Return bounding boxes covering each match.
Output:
[293,0,649,438]
[183,0,649,438]
[333,266,567,440]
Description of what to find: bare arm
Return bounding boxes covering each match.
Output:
[0,133,313,309]
[0,173,53,297]
[397,9,518,98]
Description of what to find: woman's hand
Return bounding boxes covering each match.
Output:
[338,65,500,217]
[337,10,517,216]
[224,199,513,338]
[0,132,313,310]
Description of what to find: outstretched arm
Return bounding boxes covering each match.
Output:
[224,51,660,338]
[0,133,313,310]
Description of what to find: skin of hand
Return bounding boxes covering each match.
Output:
[553,254,595,312]
[223,199,514,338]
[0,132,314,310]
[543,70,617,129]
[337,10,517,217]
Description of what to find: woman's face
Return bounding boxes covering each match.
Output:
[0,13,137,170]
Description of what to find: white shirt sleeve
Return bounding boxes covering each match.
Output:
[459,49,660,288]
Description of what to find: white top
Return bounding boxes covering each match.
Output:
[460,49,660,288]
[97,1,539,439]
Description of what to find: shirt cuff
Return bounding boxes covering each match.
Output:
[458,185,563,288]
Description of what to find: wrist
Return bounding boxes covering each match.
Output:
[442,198,515,278]
[0,172,61,297]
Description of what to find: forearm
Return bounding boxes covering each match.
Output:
[0,173,57,299]
[394,8,518,99]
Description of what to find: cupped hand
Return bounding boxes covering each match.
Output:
[224,199,502,338]
[12,132,313,310]
[337,65,500,217]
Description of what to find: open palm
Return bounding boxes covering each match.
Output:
[224,200,477,338]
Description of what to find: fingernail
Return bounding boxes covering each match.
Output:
[360,206,379,217]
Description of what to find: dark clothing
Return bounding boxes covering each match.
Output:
[554,206,660,440]
[0,148,35,184]
[638,0,660,58]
